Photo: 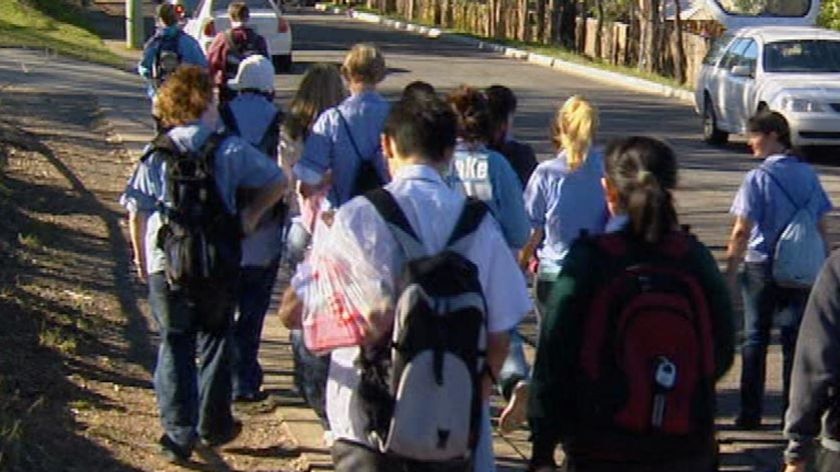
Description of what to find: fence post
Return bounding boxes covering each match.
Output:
[126,0,144,49]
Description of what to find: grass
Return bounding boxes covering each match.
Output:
[331,2,691,91]
[0,0,122,68]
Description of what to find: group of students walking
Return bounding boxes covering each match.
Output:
[124,5,840,471]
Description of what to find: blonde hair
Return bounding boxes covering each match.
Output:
[551,95,598,171]
[341,43,386,85]
[283,63,346,142]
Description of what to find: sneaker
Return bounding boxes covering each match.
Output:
[200,419,243,447]
[233,391,268,403]
[734,414,761,430]
[499,380,529,433]
[158,433,191,464]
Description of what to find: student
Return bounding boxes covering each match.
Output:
[401,80,437,101]
[138,3,207,132]
[218,55,286,403]
[294,43,391,207]
[279,95,531,471]
[725,111,832,430]
[498,95,608,433]
[784,251,840,472]
[207,1,270,103]
[279,62,346,438]
[121,66,285,463]
[528,136,735,472]
[485,85,537,188]
[446,85,529,250]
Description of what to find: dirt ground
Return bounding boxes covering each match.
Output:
[0,85,300,471]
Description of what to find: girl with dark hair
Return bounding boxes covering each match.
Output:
[528,136,734,472]
[725,110,832,430]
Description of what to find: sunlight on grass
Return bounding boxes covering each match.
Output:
[0,0,122,68]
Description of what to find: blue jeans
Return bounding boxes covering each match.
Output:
[147,273,237,451]
[290,329,331,428]
[284,218,311,268]
[739,261,809,422]
[232,259,280,397]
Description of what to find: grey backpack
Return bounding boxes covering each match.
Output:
[359,188,488,463]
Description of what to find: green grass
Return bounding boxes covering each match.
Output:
[331,2,691,91]
[0,0,122,68]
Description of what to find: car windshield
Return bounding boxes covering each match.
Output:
[764,40,840,73]
[210,0,278,10]
[714,0,810,17]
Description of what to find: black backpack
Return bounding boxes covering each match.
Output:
[144,133,241,295]
[224,29,266,81]
[218,101,282,160]
[359,189,488,463]
[149,30,183,89]
[336,109,385,198]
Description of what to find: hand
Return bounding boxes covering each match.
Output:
[134,258,147,282]
[784,462,806,472]
[278,286,303,329]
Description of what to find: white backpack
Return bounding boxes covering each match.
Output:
[763,167,826,288]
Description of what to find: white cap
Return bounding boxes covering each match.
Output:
[227,55,275,92]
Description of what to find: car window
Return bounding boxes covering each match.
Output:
[703,32,735,66]
[713,0,810,17]
[720,38,749,70]
[739,40,758,73]
[764,40,840,73]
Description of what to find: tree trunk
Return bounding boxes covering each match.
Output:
[638,0,660,73]
[594,0,604,58]
[577,0,588,54]
[517,0,528,41]
[536,0,547,43]
[673,0,687,83]
[558,0,576,49]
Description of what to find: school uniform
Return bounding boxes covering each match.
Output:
[730,153,832,425]
[294,91,391,207]
[138,25,208,99]
[120,122,284,453]
[294,164,532,471]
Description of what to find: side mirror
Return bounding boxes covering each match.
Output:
[731,65,753,78]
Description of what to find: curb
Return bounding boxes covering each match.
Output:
[313,3,694,105]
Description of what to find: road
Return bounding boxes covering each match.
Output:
[273,10,840,471]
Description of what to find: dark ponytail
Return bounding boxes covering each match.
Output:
[604,136,678,244]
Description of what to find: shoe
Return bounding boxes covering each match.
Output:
[233,391,268,403]
[499,381,529,433]
[200,419,243,447]
[158,433,191,464]
[734,414,761,430]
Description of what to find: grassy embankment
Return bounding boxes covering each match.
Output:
[0,0,122,67]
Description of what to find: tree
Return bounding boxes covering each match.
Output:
[672,0,687,83]
[819,0,840,30]
[637,0,660,73]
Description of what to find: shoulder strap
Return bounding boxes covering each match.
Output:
[198,132,227,165]
[336,108,365,162]
[219,103,240,136]
[259,109,282,155]
[760,165,810,210]
[447,198,488,246]
[365,188,425,259]
[141,132,179,162]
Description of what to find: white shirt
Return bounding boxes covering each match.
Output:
[309,164,532,449]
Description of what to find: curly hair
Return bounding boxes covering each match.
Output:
[447,85,491,143]
[156,65,213,128]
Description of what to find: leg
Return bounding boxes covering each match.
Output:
[498,330,530,432]
[738,262,775,427]
[148,274,199,455]
[777,287,809,423]
[232,260,280,399]
[472,402,496,472]
[290,329,331,429]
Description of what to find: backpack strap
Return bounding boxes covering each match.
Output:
[219,102,240,136]
[336,108,367,162]
[759,164,813,210]
[258,109,282,159]
[447,198,488,247]
[141,132,180,162]
[365,188,426,260]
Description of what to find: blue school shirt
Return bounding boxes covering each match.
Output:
[293,91,391,207]
[524,149,608,277]
[225,93,284,267]
[120,122,285,274]
[138,25,208,99]
[448,142,530,249]
[731,153,832,263]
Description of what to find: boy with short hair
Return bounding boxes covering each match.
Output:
[207,1,270,102]
[485,85,537,188]
[280,94,531,471]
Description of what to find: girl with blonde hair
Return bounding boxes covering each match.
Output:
[498,95,609,433]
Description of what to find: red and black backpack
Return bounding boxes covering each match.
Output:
[571,230,717,460]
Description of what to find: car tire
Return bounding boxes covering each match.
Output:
[703,97,729,146]
[273,54,292,74]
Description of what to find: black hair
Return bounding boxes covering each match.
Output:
[383,95,457,163]
[604,136,678,244]
[401,81,437,101]
[447,85,492,143]
[485,85,517,121]
[747,110,793,150]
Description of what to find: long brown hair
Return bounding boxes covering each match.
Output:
[283,63,346,142]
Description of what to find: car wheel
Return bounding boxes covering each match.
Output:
[273,54,292,74]
[703,98,729,146]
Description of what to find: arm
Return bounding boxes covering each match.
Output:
[694,242,736,379]
[294,112,335,191]
[521,169,546,270]
[206,33,227,83]
[484,331,510,400]
[724,215,751,291]
[128,210,150,281]
[491,154,530,249]
[241,180,285,235]
[278,286,302,329]
[519,228,544,271]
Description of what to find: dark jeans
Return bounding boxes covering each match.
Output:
[561,453,716,472]
[232,260,280,397]
[147,273,237,451]
[331,439,473,472]
[814,446,840,472]
[739,261,809,422]
[290,328,330,428]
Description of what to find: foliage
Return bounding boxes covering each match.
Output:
[819,0,840,30]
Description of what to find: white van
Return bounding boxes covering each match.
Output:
[693,0,840,147]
